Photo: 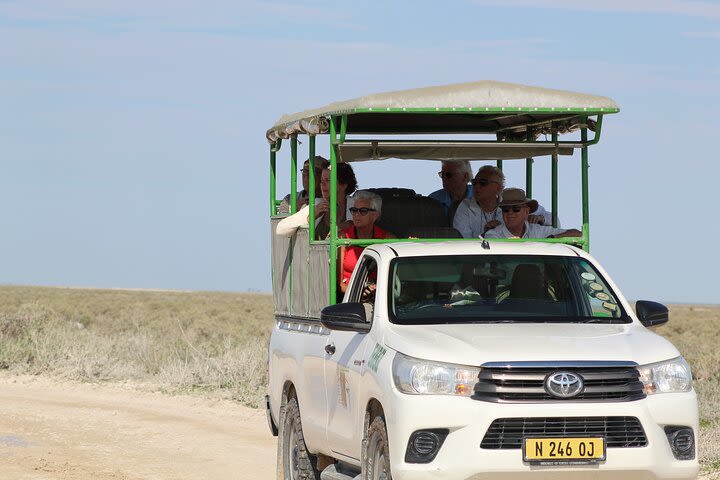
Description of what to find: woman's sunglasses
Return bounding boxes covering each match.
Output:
[471,178,499,187]
[349,207,376,215]
[500,205,526,213]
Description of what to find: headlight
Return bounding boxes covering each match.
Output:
[637,357,692,394]
[392,352,480,396]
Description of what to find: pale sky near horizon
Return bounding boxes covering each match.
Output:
[1,0,718,303]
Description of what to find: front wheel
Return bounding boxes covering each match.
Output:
[278,396,320,480]
[363,416,392,480]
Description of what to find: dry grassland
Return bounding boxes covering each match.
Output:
[0,286,273,408]
[0,286,717,471]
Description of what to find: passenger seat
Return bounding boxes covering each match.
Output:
[375,195,448,238]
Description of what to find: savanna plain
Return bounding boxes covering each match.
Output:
[0,286,718,479]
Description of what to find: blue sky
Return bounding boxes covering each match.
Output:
[1,0,718,303]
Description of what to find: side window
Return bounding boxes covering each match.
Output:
[348,256,378,310]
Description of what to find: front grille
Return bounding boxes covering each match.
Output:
[474,366,645,403]
[480,416,648,449]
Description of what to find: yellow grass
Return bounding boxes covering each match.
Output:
[0,286,717,470]
[0,286,273,407]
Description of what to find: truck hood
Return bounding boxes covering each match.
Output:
[382,322,681,366]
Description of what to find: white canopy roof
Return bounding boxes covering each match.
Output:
[266,80,619,143]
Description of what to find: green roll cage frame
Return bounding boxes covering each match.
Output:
[270,107,616,305]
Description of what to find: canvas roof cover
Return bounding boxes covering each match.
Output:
[266,80,619,143]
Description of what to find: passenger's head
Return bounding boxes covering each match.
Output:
[498,188,538,230]
[472,165,505,205]
[301,155,329,192]
[320,163,357,201]
[438,160,472,192]
[349,190,381,230]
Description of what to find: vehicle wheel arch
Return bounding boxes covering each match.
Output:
[363,398,385,437]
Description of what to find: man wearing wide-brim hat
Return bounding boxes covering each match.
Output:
[484,188,582,239]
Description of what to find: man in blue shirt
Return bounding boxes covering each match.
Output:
[428,160,473,223]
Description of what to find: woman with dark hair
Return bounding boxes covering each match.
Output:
[314,163,356,240]
[275,162,357,240]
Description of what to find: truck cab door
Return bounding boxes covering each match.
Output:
[323,252,379,462]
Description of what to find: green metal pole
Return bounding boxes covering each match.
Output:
[340,115,347,143]
[270,144,277,216]
[581,127,590,252]
[308,136,316,241]
[525,130,533,197]
[552,130,558,228]
[329,119,338,304]
[496,160,503,171]
[290,136,298,213]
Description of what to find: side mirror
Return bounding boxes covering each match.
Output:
[320,303,371,333]
[635,300,669,328]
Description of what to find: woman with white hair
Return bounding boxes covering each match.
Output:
[338,190,395,294]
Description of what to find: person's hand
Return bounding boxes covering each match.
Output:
[483,220,501,232]
[528,214,545,225]
[361,283,376,302]
[315,199,329,218]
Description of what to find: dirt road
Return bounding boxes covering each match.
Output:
[1,376,716,480]
[0,376,276,480]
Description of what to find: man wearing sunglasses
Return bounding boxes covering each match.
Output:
[429,160,473,222]
[484,188,581,239]
[453,165,506,238]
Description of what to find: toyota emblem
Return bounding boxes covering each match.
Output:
[545,372,584,398]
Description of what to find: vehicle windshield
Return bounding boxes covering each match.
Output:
[389,255,628,324]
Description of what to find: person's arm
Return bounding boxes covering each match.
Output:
[483,228,503,239]
[275,205,310,237]
[452,202,473,238]
[338,245,348,294]
[552,228,581,238]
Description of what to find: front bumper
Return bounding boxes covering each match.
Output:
[386,390,699,480]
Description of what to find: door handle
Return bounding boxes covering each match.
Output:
[325,343,336,355]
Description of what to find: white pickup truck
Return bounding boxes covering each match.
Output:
[266,241,698,480]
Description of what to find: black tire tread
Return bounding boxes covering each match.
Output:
[279,397,320,480]
[362,416,392,480]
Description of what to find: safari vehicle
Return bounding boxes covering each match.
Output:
[264,81,699,480]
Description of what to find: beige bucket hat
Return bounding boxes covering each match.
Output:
[498,188,538,212]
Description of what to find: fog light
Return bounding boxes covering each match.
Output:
[405,429,449,463]
[664,426,695,460]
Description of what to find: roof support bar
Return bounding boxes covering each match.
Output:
[526,130,533,197]
[290,136,298,214]
[329,118,338,305]
[340,115,347,143]
[581,127,590,252]
[270,144,277,216]
[308,135,316,242]
[339,139,587,147]
[552,129,559,228]
[585,115,604,146]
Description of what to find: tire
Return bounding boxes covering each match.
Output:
[363,416,392,480]
[277,396,320,480]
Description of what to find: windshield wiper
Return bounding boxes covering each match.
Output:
[570,316,631,324]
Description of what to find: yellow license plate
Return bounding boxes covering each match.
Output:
[523,437,605,463]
